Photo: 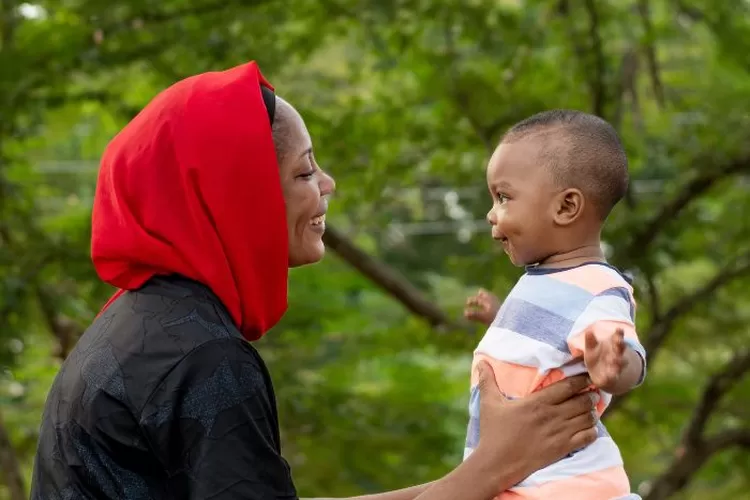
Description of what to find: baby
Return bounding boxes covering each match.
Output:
[462,110,646,499]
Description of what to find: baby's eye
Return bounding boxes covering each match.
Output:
[496,192,508,203]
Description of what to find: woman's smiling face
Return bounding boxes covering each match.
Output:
[273,98,336,268]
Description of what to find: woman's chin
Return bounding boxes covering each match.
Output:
[288,240,326,268]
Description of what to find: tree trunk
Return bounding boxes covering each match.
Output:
[0,408,26,500]
[643,443,709,500]
[323,224,466,330]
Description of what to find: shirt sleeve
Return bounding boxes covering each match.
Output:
[140,338,298,500]
[566,286,647,386]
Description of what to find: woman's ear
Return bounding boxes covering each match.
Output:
[552,188,585,226]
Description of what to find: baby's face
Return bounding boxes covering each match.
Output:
[485,140,559,266]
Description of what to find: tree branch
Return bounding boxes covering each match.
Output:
[323,224,464,330]
[606,251,750,416]
[0,0,18,52]
[645,252,750,364]
[0,409,25,500]
[583,0,606,117]
[636,0,665,107]
[673,0,704,21]
[643,348,750,500]
[441,22,495,151]
[704,427,750,454]
[612,47,639,133]
[642,267,662,321]
[624,154,750,257]
[612,47,639,207]
[35,286,80,360]
[105,0,241,30]
[24,0,273,90]
[684,348,750,445]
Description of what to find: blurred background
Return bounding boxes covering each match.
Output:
[1,0,750,498]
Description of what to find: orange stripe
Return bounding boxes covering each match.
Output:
[471,354,566,398]
[496,465,631,500]
[549,266,632,295]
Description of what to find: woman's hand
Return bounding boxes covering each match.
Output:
[319,362,600,500]
[473,361,599,489]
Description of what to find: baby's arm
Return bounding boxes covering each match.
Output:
[567,287,646,395]
[583,328,643,395]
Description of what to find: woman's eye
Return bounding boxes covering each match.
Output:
[298,153,317,179]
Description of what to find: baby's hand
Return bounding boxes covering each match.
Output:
[583,328,629,392]
[464,288,501,326]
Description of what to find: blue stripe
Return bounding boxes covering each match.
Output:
[509,275,594,322]
[624,338,647,385]
[465,386,480,449]
[494,298,573,352]
[597,287,635,321]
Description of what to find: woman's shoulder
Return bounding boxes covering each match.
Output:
[139,334,274,424]
[70,275,269,415]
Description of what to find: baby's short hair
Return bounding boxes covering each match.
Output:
[501,109,629,220]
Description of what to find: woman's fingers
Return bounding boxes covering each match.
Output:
[532,374,593,406]
[557,390,599,419]
[564,407,598,431]
[568,426,599,451]
[554,394,599,458]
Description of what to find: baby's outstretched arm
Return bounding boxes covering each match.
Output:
[566,286,647,395]
[582,328,644,395]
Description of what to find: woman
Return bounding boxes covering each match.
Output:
[31,62,598,500]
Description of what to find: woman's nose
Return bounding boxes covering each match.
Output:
[320,170,336,196]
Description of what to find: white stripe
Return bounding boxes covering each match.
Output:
[559,360,587,378]
[476,326,572,371]
[515,437,624,487]
[570,295,634,335]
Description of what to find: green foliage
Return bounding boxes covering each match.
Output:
[2,0,750,499]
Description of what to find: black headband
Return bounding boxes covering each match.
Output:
[260,85,276,125]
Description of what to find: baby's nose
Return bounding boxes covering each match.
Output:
[486,209,497,225]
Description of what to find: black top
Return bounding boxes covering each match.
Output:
[31,276,298,499]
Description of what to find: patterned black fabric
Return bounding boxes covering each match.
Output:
[31,275,298,499]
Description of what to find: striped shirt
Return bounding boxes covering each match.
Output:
[463,262,646,500]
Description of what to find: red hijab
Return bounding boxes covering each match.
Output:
[91,61,288,340]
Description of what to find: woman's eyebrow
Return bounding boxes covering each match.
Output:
[298,147,312,159]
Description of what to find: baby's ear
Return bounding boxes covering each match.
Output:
[552,188,585,226]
